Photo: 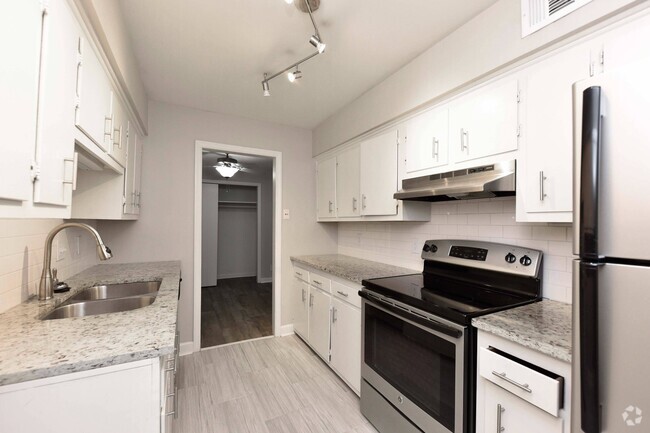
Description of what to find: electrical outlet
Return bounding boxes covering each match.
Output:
[55,239,66,262]
[411,240,420,254]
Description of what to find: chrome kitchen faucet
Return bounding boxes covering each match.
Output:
[39,223,112,300]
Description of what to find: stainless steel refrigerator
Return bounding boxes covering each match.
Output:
[572,59,650,433]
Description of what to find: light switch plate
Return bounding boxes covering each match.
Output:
[283,209,290,219]
[55,239,66,262]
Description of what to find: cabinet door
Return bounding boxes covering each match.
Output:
[123,121,140,215]
[33,0,79,207]
[75,36,113,151]
[600,13,650,74]
[483,382,562,433]
[110,98,127,168]
[308,286,331,362]
[294,280,309,339]
[450,78,519,163]
[316,157,337,218]
[0,0,41,202]
[360,129,399,216]
[336,145,360,217]
[523,43,591,215]
[330,298,361,393]
[405,106,449,174]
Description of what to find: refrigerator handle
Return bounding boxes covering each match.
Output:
[579,86,602,259]
[579,261,601,433]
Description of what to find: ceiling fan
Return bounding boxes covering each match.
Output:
[202,151,244,178]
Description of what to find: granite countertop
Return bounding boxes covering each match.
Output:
[0,261,180,386]
[472,299,572,363]
[290,254,418,284]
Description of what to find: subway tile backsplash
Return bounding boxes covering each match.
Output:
[338,197,574,303]
[0,219,99,313]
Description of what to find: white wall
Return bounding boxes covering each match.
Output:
[0,219,100,313]
[217,205,257,279]
[313,0,647,154]
[338,197,573,304]
[98,101,338,345]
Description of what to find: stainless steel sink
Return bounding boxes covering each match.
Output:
[67,281,161,302]
[42,296,157,320]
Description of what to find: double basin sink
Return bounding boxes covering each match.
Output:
[42,281,161,320]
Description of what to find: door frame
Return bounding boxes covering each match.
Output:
[194,140,282,353]
[202,180,263,283]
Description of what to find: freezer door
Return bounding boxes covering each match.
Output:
[573,261,650,433]
[573,60,650,260]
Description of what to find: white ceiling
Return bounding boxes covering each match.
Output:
[120,0,498,129]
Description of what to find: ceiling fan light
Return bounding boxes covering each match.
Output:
[284,0,294,4]
[309,35,326,53]
[214,154,242,178]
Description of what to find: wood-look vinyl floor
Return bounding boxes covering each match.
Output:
[201,277,272,348]
[174,335,378,433]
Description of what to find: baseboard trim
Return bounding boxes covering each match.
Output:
[217,272,257,280]
[179,341,194,356]
[277,324,294,336]
[258,277,272,284]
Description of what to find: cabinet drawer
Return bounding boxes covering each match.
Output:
[310,274,331,292]
[293,266,309,283]
[332,280,361,308]
[479,347,563,416]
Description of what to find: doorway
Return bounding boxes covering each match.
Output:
[194,141,282,352]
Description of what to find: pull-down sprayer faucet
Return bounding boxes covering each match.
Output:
[39,223,112,300]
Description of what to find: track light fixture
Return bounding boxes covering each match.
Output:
[261,0,326,96]
[287,66,302,83]
[262,74,270,96]
[309,35,326,54]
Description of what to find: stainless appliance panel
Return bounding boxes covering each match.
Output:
[573,62,650,260]
[361,297,466,433]
[573,261,650,432]
[361,380,424,433]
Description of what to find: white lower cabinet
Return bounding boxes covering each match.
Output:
[308,285,332,362]
[476,331,570,433]
[293,263,362,394]
[0,359,161,433]
[330,297,361,393]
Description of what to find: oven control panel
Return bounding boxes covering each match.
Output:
[421,239,543,278]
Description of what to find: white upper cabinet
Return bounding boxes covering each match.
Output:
[124,121,142,215]
[450,78,520,164]
[405,105,449,175]
[360,129,399,216]
[519,42,592,221]
[110,98,128,168]
[33,0,80,207]
[600,13,650,73]
[75,36,113,152]
[0,0,42,203]
[316,156,337,219]
[336,145,360,217]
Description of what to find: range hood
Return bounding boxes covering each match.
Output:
[394,160,516,202]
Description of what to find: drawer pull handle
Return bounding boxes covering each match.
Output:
[492,371,532,393]
[312,279,321,285]
[336,290,349,297]
[496,404,505,432]
[296,271,302,276]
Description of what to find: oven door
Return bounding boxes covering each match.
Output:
[361,294,466,433]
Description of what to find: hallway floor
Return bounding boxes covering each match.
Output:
[201,277,272,348]
[174,335,377,433]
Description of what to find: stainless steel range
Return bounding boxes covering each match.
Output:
[359,239,543,433]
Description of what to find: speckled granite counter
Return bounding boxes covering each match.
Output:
[290,254,418,284]
[0,261,180,386]
[473,299,572,363]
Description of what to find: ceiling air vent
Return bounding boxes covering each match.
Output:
[521,0,593,37]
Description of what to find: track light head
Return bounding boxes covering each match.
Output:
[287,66,302,83]
[309,35,326,53]
[262,75,270,96]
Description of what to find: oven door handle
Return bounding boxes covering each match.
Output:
[359,291,463,339]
